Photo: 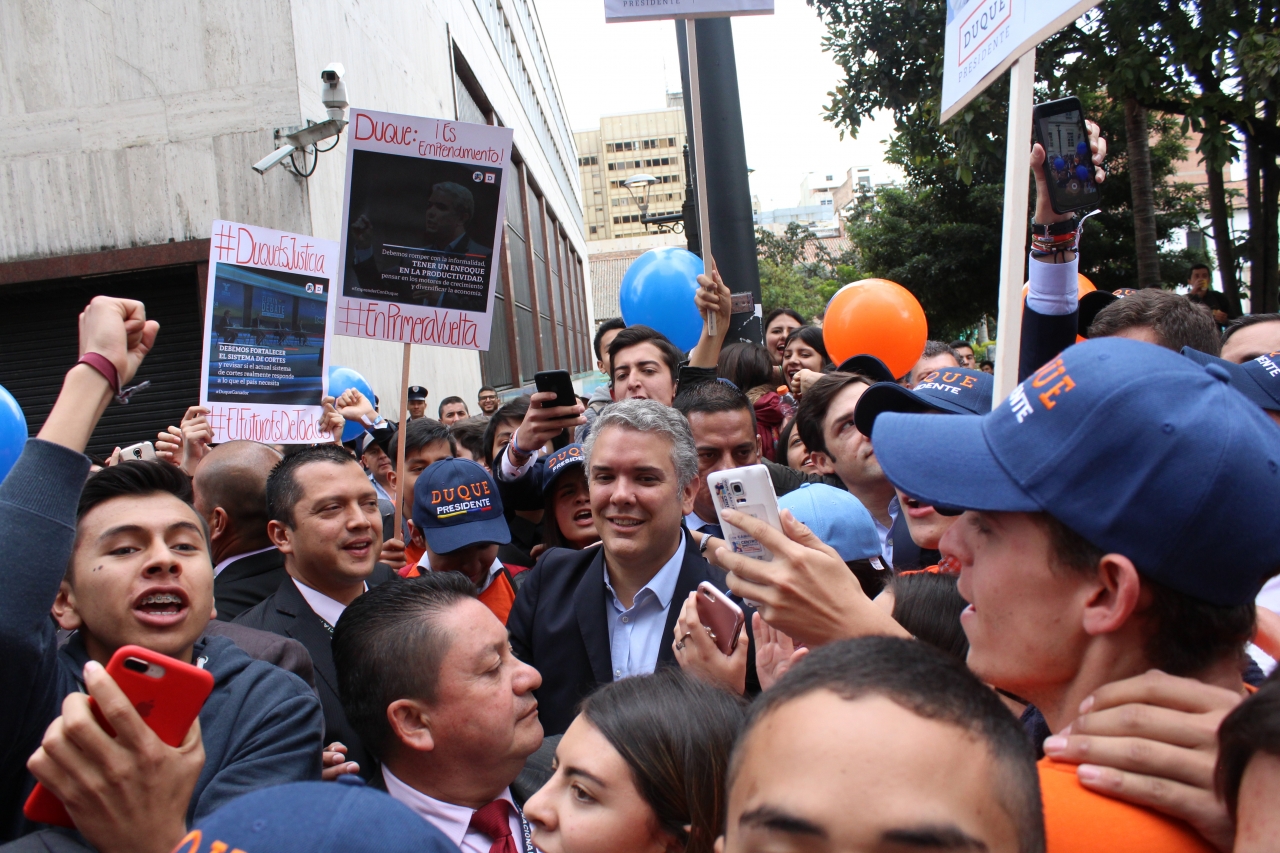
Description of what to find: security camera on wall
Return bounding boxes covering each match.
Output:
[252,63,349,175]
[321,63,348,121]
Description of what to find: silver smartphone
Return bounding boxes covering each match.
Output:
[120,441,156,462]
[707,464,783,561]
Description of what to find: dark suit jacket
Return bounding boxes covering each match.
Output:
[232,566,396,780]
[507,541,756,737]
[213,548,287,622]
[199,621,317,690]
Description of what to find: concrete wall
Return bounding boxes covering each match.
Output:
[0,0,590,421]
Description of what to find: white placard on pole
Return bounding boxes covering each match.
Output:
[201,220,338,444]
[990,49,1036,401]
[334,109,514,351]
[941,0,1097,123]
[605,0,773,23]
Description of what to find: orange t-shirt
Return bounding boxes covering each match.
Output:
[1038,757,1214,853]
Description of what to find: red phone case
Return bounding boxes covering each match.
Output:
[696,582,745,656]
[24,645,214,828]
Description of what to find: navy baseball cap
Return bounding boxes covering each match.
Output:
[1079,288,1140,338]
[539,443,586,497]
[412,457,510,554]
[1181,346,1280,413]
[836,353,897,383]
[176,777,456,853]
[407,385,428,401]
[872,337,1280,606]
[855,367,993,436]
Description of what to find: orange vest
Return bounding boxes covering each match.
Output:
[398,561,526,625]
[1038,757,1214,853]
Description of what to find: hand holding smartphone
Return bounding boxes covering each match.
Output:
[707,464,783,562]
[1032,97,1101,215]
[533,370,577,409]
[695,582,745,656]
[24,645,214,828]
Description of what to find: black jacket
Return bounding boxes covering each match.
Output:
[213,547,287,622]
[233,566,396,780]
[507,542,756,737]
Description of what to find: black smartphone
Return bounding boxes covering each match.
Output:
[1032,97,1100,214]
[534,370,577,409]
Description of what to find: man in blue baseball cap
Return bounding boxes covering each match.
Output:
[869,337,1280,852]
[854,366,993,571]
[1181,346,1280,426]
[404,457,529,624]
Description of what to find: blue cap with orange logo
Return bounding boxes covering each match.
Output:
[855,367,993,436]
[538,443,587,497]
[1181,346,1280,412]
[412,457,510,554]
[872,337,1280,606]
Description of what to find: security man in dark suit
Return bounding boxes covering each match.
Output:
[192,440,289,622]
[234,445,395,781]
[507,399,754,737]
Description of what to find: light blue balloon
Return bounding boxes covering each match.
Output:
[618,247,705,352]
[0,384,27,484]
[327,366,375,442]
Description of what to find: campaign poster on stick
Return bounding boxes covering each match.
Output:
[201,220,338,444]
[603,0,773,22]
[335,109,514,351]
[940,0,1098,122]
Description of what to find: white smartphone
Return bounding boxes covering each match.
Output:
[120,441,156,462]
[707,464,783,562]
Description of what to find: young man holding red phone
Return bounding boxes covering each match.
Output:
[0,296,323,853]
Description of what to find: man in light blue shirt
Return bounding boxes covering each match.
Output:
[603,532,686,679]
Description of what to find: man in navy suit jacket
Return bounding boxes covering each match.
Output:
[507,399,754,736]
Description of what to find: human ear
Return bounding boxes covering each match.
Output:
[267,519,293,554]
[807,451,836,475]
[209,507,230,543]
[408,520,425,550]
[387,699,435,753]
[51,579,83,632]
[1080,553,1142,637]
[680,476,698,516]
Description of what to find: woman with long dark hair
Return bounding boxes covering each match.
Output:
[524,669,745,853]
[717,342,785,462]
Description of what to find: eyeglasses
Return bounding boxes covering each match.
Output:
[479,395,498,402]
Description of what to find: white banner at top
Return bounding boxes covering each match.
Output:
[940,0,1098,123]
[604,0,773,23]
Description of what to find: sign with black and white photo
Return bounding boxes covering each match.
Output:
[335,108,514,351]
[201,220,337,443]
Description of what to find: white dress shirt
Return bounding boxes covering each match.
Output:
[383,767,525,853]
[292,578,365,628]
[603,532,686,680]
[212,545,276,578]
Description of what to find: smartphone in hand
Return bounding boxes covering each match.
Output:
[534,370,577,409]
[1032,96,1101,214]
[707,464,783,562]
[119,441,157,462]
[24,645,215,828]
[696,581,745,656]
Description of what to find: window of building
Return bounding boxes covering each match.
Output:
[589,225,597,234]
[668,137,676,146]
[579,155,598,166]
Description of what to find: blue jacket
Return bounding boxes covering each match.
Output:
[0,440,323,842]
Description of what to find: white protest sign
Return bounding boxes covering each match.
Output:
[604,0,773,23]
[335,109,514,351]
[201,221,338,444]
[940,0,1098,123]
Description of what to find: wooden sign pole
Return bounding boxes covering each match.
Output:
[992,49,1036,401]
[393,342,411,540]
[684,17,717,337]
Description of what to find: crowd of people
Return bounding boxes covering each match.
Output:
[2,123,1279,853]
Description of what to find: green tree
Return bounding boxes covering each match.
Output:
[756,222,849,320]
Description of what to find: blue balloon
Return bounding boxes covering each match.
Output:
[618,247,705,352]
[1076,140,1090,157]
[327,366,375,442]
[1053,156,1066,172]
[0,384,27,484]
[1075,164,1091,182]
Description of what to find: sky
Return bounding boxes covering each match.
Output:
[535,1,902,210]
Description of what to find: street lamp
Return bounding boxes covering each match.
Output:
[622,173,685,233]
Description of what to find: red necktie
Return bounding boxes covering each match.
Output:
[469,799,519,853]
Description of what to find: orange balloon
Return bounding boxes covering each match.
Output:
[823,279,927,378]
